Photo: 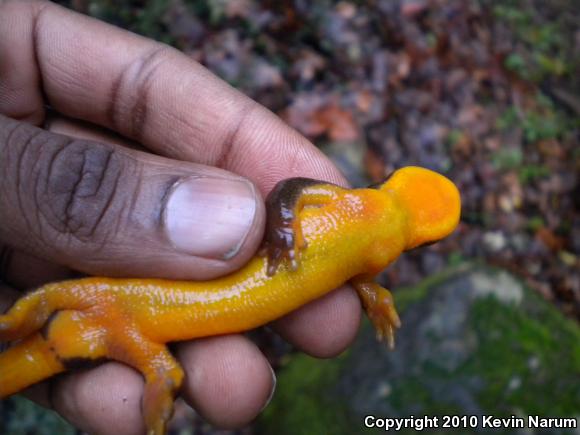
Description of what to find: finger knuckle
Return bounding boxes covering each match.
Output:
[108,45,172,141]
[39,138,129,244]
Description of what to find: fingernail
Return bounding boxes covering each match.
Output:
[163,176,257,259]
[261,365,277,412]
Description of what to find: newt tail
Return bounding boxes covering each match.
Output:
[0,166,460,435]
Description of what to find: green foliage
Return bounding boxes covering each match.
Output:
[493,3,574,82]
[205,0,231,25]
[525,215,545,232]
[490,145,550,183]
[445,129,464,147]
[491,147,523,170]
[518,164,550,184]
[496,97,570,144]
[87,0,176,45]
[493,91,574,183]
[447,251,466,267]
[492,5,530,26]
[504,53,527,75]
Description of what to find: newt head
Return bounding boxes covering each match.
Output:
[379,166,461,250]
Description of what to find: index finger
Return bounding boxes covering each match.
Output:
[0,0,346,193]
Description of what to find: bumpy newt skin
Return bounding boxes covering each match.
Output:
[0,166,460,435]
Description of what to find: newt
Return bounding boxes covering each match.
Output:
[0,166,460,435]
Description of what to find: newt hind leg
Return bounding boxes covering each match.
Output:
[0,290,53,342]
[1,294,183,435]
[49,306,184,435]
[352,276,401,349]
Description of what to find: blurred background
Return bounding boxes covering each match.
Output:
[1,0,578,434]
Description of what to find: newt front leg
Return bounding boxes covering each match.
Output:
[261,177,346,275]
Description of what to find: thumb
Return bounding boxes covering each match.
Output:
[0,114,265,280]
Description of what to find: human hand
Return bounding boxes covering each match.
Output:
[0,1,361,433]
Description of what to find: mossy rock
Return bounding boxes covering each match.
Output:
[257,265,580,435]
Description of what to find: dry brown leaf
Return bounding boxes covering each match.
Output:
[536,227,565,252]
[320,105,359,142]
[283,97,358,141]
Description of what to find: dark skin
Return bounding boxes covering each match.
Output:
[0,1,361,433]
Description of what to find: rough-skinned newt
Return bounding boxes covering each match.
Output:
[0,166,460,435]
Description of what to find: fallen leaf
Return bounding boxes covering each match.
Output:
[320,104,359,141]
[282,95,359,141]
[536,227,565,252]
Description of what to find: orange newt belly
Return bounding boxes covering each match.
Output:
[0,166,461,435]
[60,190,402,344]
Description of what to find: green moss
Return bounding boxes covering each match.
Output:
[257,352,356,435]
[1,396,75,435]
[392,267,580,420]
[463,293,580,416]
[394,264,472,312]
[387,376,462,417]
